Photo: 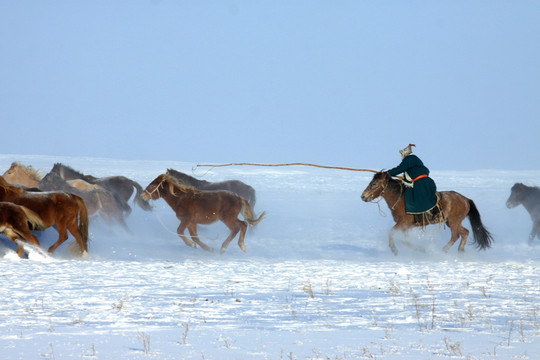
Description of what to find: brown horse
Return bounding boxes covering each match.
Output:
[361,172,493,255]
[0,177,89,255]
[3,162,130,230]
[506,183,540,244]
[51,163,152,212]
[3,162,101,191]
[0,202,44,257]
[142,174,266,254]
[167,168,257,208]
[39,172,131,231]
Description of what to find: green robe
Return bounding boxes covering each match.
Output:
[387,155,437,214]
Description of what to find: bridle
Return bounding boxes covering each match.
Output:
[367,176,403,212]
[143,178,166,199]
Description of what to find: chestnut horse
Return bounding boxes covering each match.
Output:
[142,174,266,254]
[51,163,152,213]
[0,202,44,257]
[361,172,493,255]
[506,183,540,244]
[0,177,89,255]
[167,168,257,208]
[3,162,130,230]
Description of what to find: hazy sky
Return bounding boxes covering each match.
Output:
[1,1,539,170]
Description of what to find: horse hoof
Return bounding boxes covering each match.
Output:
[390,247,398,256]
[239,244,247,252]
[220,247,227,255]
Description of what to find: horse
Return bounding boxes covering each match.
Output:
[3,162,102,191]
[3,162,130,230]
[39,172,131,231]
[361,172,493,255]
[51,163,152,212]
[0,202,44,257]
[167,168,257,208]
[506,183,540,244]
[142,174,266,254]
[0,177,89,255]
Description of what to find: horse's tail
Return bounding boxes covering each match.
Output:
[241,198,266,226]
[75,195,90,253]
[19,205,46,231]
[467,199,494,250]
[248,186,257,208]
[130,179,153,211]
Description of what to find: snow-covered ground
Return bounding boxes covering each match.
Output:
[0,154,539,359]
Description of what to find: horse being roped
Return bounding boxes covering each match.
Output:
[506,183,540,244]
[142,174,266,254]
[167,168,257,208]
[0,202,44,257]
[361,172,493,255]
[0,177,89,255]
[51,163,152,213]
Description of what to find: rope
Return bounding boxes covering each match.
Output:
[194,162,379,173]
[149,200,219,241]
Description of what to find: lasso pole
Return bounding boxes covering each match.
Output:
[194,162,379,173]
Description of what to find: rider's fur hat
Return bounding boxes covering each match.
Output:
[399,144,415,159]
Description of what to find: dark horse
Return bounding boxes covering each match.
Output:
[506,183,540,244]
[51,163,152,213]
[361,172,493,255]
[0,177,89,255]
[39,172,131,231]
[167,168,257,208]
[142,174,266,254]
[0,202,44,257]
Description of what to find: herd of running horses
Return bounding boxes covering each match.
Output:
[0,161,538,258]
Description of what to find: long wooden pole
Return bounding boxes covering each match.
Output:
[195,162,379,173]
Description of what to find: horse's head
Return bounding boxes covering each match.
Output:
[2,162,41,187]
[39,172,67,191]
[142,174,167,201]
[361,172,391,202]
[506,183,528,208]
[2,162,19,183]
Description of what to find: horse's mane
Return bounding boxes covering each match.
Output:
[374,172,406,194]
[53,163,86,178]
[161,174,199,194]
[514,183,540,196]
[11,162,43,182]
[166,168,210,187]
[0,176,25,195]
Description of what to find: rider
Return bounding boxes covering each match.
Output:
[387,144,438,214]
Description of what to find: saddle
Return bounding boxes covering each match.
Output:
[412,193,446,227]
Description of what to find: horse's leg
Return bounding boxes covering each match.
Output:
[64,216,89,256]
[176,222,196,248]
[388,225,400,255]
[236,220,248,252]
[3,229,28,258]
[456,226,469,252]
[529,220,540,245]
[399,227,426,253]
[187,224,213,252]
[220,222,242,254]
[48,224,69,254]
[442,224,460,252]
